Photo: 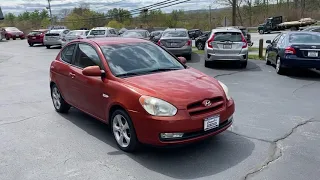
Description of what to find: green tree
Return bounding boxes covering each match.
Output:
[107,8,132,23]
[107,20,124,29]
[4,13,16,25]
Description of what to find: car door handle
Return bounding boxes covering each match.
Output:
[69,72,76,78]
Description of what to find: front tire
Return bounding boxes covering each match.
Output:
[5,35,9,40]
[259,30,264,34]
[46,45,51,49]
[29,43,34,47]
[111,109,139,152]
[196,42,204,50]
[51,84,71,113]
[265,51,271,65]
[185,53,192,60]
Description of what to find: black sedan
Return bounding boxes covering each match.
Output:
[195,31,211,50]
[265,31,320,75]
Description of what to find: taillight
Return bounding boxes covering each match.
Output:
[285,47,296,54]
[185,40,191,46]
[157,40,162,46]
[241,34,247,48]
[207,34,215,48]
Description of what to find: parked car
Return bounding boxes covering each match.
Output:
[3,27,25,40]
[121,29,151,40]
[217,26,253,47]
[204,27,248,68]
[188,29,203,40]
[61,30,89,47]
[158,28,192,60]
[265,31,320,74]
[195,31,211,50]
[300,26,320,32]
[27,29,48,46]
[87,27,118,38]
[49,37,235,152]
[150,30,163,43]
[44,29,70,49]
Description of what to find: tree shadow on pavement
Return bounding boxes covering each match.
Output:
[60,108,255,179]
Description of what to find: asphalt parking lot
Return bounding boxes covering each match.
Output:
[1,39,320,180]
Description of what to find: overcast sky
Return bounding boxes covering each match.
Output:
[0,0,224,15]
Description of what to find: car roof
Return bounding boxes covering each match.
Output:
[78,37,149,46]
[212,27,242,33]
[91,27,114,30]
[127,29,148,31]
[164,28,187,32]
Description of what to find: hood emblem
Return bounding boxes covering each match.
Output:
[202,100,212,107]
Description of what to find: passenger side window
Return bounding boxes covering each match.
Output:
[60,44,76,63]
[278,35,286,46]
[74,44,102,69]
[109,29,116,34]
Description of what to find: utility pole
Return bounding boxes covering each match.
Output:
[232,0,236,26]
[47,0,53,26]
[209,5,212,29]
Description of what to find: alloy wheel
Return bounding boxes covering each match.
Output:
[51,86,61,110]
[197,42,203,50]
[112,114,131,148]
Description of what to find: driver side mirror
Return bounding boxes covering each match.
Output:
[82,66,105,77]
[266,40,272,44]
[177,57,187,64]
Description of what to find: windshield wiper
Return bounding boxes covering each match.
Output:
[116,72,141,77]
[147,68,182,73]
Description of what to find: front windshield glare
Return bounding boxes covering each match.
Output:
[101,42,184,77]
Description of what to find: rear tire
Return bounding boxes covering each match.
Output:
[5,35,9,40]
[276,56,286,75]
[259,30,264,34]
[196,42,204,50]
[29,43,34,47]
[185,54,192,60]
[46,45,51,49]
[50,84,71,113]
[265,51,271,65]
[204,60,211,67]
[12,37,16,40]
[111,109,139,152]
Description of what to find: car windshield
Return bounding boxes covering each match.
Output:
[68,31,85,36]
[122,31,146,38]
[214,32,242,42]
[47,30,63,34]
[5,27,19,31]
[100,42,184,77]
[89,30,105,35]
[162,31,188,37]
[289,33,320,43]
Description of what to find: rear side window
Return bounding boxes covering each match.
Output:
[89,30,105,35]
[109,29,116,34]
[214,32,242,42]
[289,33,320,43]
[61,44,76,63]
[74,44,101,68]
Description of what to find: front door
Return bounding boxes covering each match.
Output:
[70,43,107,120]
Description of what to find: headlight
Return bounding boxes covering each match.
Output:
[218,81,231,100]
[139,96,177,116]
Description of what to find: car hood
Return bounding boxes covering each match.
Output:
[121,68,225,109]
[7,30,23,34]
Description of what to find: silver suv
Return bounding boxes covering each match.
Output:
[204,28,248,68]
[87,27,118,38]
[158,28,192,60]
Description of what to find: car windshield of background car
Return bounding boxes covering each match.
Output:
[28,31,42,35]
[122,31,146,38]
[162,31,187,37]
[101,42,185,77]
[214,32,242,42]
[47,30,63,34]
[5,27,19,31]
[69,31,85,36]
[289,33,320,43]
[89,30,105,35]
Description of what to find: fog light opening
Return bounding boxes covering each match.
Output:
[160,133,184,139]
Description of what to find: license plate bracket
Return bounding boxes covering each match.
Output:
[223,44,232,49]
[204,115,220,131]
[171,43,178,47]
[308,51,318,57]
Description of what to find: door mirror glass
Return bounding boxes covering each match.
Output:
[82,66,103,76]
[177,57,187,64]
[266,40,272,44]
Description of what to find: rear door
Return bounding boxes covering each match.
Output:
[211,31,244,55]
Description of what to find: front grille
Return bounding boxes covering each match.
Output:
[187,96,224,116]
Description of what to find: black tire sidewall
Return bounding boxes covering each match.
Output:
[111,109,138,152]
[50,84,70,113]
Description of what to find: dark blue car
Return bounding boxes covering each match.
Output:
[265,31,320,75]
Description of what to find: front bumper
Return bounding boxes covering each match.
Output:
[162,46,192,56]
[130,99,235,146]
[7,34,24,39]
[282,57,320,69]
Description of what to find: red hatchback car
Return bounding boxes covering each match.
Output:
[49,38,235,152]
[27,29,48,46]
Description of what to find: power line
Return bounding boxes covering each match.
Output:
[129,0,176,12]
[60,0,191,23]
